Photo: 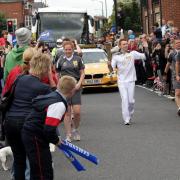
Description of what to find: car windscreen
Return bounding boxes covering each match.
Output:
[82,52,108,64]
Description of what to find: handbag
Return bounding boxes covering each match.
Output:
[0,75,22,113]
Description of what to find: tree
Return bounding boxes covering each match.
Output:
[130,0,141,32]
[110,0,141,32]
[0,12,7,36]
[124,17,132,30]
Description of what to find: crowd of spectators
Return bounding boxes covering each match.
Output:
[100,20,180,95]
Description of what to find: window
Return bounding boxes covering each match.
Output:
[24,2,32,10]
[25,15,32,28]
[82,51,108,64]
[155,13,160,24]
[24,2,29,9]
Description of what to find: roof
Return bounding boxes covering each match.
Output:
[38,7,87,13]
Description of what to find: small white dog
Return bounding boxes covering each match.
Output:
[49,143,56,152]
[0,146,13,171]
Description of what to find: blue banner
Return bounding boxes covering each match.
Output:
[59,140,99,165]
[60,148,86,172]
[38,30,55,42]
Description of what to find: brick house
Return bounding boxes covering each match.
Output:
[140,0,180,34]
[0,0,34,31]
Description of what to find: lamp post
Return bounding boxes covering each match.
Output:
[104,0,107,18]
[91,0,104,17]
[99,0,104,17]
[113,0,118,33]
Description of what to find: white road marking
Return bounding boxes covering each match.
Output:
[136,85,175,101]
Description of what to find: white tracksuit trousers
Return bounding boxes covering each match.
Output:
[118,81,135,123]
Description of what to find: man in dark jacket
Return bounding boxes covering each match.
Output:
[164,39,180,116]
[22,76,76,180]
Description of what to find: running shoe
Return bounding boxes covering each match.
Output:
[65,134,72,142]
[72,129,81,141]
[124,121,130,125]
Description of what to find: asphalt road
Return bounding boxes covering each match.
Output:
[1,86,180,180]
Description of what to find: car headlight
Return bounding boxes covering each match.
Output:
[104,73,111,77]
[104,71,117,77]
[112,70,117,75]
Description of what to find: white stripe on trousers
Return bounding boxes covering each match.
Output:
[118,81,135,123]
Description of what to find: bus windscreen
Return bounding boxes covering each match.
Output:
[39,12,85,41]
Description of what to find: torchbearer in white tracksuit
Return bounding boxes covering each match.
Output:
[111,39,146,125]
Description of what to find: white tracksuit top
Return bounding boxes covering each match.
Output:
[111,51,146,83]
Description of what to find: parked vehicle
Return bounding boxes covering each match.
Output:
[82,48,117,88]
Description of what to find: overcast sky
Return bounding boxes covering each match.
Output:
[35,0,114,17]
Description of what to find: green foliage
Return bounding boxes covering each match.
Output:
[110,0,141,32]
[101,16,114,35]
[124,17,132,30]
[0,12,7,36]
[101,21,110,33]
[110,5,116,25]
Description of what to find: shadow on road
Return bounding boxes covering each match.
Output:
[82,87,118,94]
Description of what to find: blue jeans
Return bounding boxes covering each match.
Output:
[11,158,30,180]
